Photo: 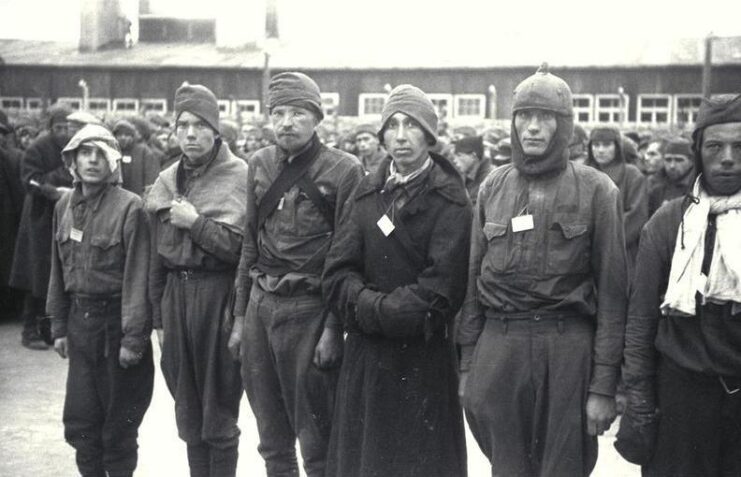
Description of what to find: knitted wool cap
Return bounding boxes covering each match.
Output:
[112,119,137,136]
[512,63,573,117]
[454,135,484,160]
[47,104,72,129]
[268,72,324,120]
[664,137,693,158]
[378,84,438,145]
[590,126,621,143]
[354,123,378,138]
[691,93,741,156]
[174,83,220,132]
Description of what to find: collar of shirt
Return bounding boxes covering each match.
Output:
[70,182,110,212]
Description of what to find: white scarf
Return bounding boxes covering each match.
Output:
[661,176,741,316]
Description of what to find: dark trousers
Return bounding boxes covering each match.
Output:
[644,357,741,477]
[240,284,338,477]
[160,271,242,477]
[462,314,597,477]
[63,296,154,477]
[21,292,44,338]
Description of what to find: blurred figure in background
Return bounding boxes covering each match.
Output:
[354,123,386,174]
[453,134,492,207]
[113,119,159,197]
[648,137,696,216]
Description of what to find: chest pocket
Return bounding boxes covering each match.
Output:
[546,219,590,274]
[90,234,124,272]
[482,222,509,271]
[56,227,75,269]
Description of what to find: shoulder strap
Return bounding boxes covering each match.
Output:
[296,174,335,226]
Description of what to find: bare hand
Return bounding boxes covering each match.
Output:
[155,329,164,348]
[227,316,244,362]
[458,370,469,399]
[169,197,199,229]
[586,393,617,436]
[54,337,68,359]
[313,327,343,369]
[119,346,142,369]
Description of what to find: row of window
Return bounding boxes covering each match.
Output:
[0,93,706,124]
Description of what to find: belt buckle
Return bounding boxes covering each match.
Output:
[719,376,741,395]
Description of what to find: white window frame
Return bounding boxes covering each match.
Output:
[321,92,340,117]
[217,99,232,116]
[56,97,83,111]
[453,94,486,119]
[572,94,594,123]
[427,93,453,119]
[358,93,387,117]
[140,98,167,113]
[637,94,672,125]
[25,98,44,111]
[595,94,629,123]
[112,98,140,113]
[673,94,703,125]
[86,98,111,113]
[0,96,23,110]
[235,100,260,120]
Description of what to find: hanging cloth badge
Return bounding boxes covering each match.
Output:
[70,228,84,242]
[122,155,132,164]
[511,214,534,233]
[377,214,395,237]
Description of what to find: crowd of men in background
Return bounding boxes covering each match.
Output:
[0,67,739,477]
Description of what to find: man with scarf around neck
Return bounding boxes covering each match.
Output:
[618,94,741,476]
[457,66,629,476]
[322,85,471,477]
[229,72,363,477]
[146,83,247,477]
[585,126,648,274]
[647,137,697,217]
[47,124,154,477]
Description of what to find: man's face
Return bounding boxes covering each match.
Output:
[700,122,741,196]
[176,111,217,162]
[591,140,616,166]
[270,105,318,153]
[115,131,135,151]
[51,121,70,147]
[355,132,379,157]
[663,154,693,182]
[514,109,557,156]
[75,144,111,184]
[453,151,478,175]
[643,141,664,174]
[244,134,260,152]
[382,112,429,175]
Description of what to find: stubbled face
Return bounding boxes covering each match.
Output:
[591,140,616,166]
[663,154,693,182]
[382,112,430,175]
[643,141,664,174]
[355,132,379,157]
[176,111,217,162]
[75,144,111,184]
[453,151,478,175]
[115,130,135,151]
[514,109,557,156]
[270,104,318,153]
[51,121,70,147]
[700,122,741,196]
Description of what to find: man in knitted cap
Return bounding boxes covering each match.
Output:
[458,65,628,476]
[229,72,362,477]
[147,83,247,476]
[113,119,159,197]
[452,134,492,208]
[322,84,471,476]
[619,93,741,475]
[647,137,696,216]
[354,123,386,173]
[48,124,154,477]
[10,104,74,350]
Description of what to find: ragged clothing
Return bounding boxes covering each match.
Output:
[47,183,151,354]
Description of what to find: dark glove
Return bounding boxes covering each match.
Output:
[355,288,383,335]
[614,406,660,465]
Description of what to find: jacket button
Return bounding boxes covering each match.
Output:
[533,314,541,321]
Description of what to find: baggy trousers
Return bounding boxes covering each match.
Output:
[462,313,598,477]
[240,283,339,477]
[63,296,154,477]
[160,271,242,477]
[644,357,741,477]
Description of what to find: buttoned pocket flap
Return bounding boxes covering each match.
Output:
[557,223,588,239]
[483,222,508,240]
[90,234,121,249]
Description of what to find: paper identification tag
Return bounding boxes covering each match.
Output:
[377,214,395,237]
[277,196,285,210]
[511,214,534,233]
[70,228,84,242]
[122,155,132,164]
[697,273,708,295]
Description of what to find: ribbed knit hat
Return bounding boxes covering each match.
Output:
[47,104,72,129]
[513,63,573,117]
[112,119,137,136]
[174,83,220,132]
[664,137,693,157]
[354,123,378,138]
[454,135,484,160]
[691,94,741,156]
[378,84,438,145]
[268,72,324,120]
[590,126,621,143]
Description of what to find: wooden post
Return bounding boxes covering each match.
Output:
[702,34,713,98]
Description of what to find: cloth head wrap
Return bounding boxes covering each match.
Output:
[268,72,324,120]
